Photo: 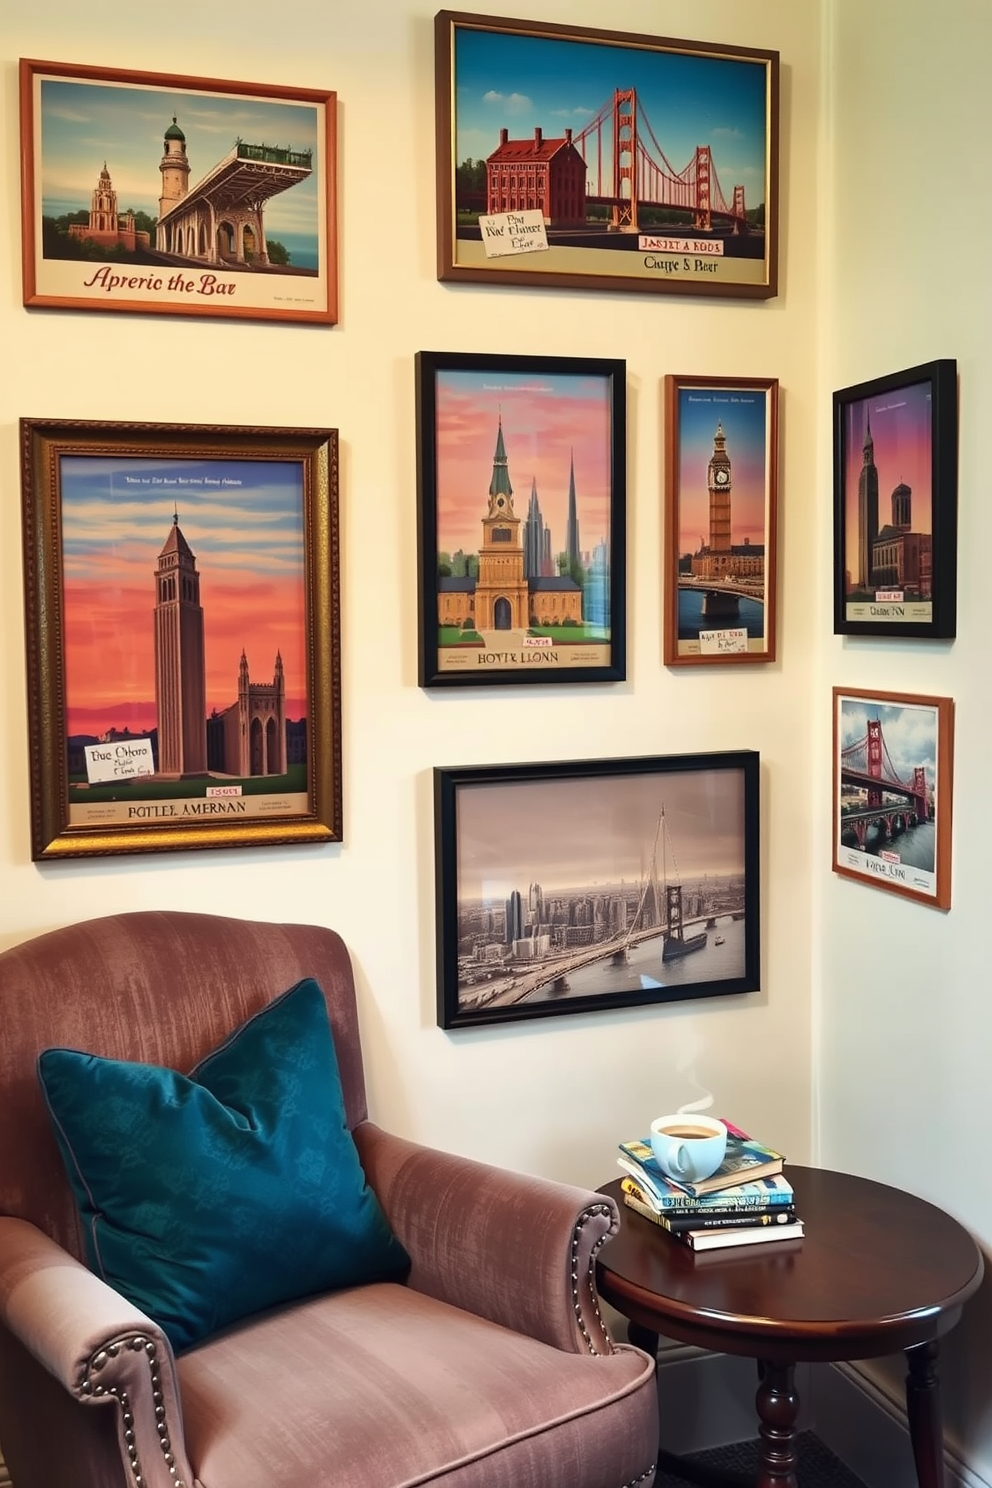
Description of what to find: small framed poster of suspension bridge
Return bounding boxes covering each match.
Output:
[434,12,779,299]
[833,688,953,910]
[434,751,759,1029]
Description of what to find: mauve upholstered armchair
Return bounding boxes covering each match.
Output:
[0,911,659,1488]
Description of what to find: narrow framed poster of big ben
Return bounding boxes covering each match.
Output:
[416,351,626,687]
[832,360,958,639]
[663,374,779,666]
[19,419,341,859]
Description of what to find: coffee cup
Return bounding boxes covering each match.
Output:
[649,1114,728,1183]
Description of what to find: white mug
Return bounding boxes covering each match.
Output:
[649,1113,728,1183]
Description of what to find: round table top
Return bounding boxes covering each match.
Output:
[596,1167,984,1363]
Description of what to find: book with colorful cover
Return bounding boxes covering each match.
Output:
[616,1156,794,1212]
[618,1125,785,1201]
[620,1177,798,1232]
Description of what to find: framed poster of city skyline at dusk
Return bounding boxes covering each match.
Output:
[833,359,958,639]
[435,12,779,299]
[434,751,760,1029]
[20,419,341,860]
[19,58,336,324]
[663,374,779,666]
[416,350,626,687]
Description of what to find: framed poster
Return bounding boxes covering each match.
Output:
[20,419,341,859]
[416,350,626,686]
[832,687,953,909]
[664,375,779,665]
[833,360,957,638]
[435,11,779,299]
[20,58,337,324]
[434,751,760,1029]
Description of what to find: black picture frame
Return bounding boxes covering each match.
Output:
[435,751,760,1029]
[832,359,957,638]
[416,351,626,687]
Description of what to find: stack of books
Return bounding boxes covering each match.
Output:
[617,1122,803,1252]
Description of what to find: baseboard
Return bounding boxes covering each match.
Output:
[811,1362,989,1488]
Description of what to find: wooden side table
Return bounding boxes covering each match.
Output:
[596,1168,983,1488]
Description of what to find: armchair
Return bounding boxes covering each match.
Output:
[0,911,658,1488]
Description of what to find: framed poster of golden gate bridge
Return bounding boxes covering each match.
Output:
[435,13,779,299]
[434,751,760,1029]
[20,419,341,860]
[19,59,336,324]
[832,688,953,910]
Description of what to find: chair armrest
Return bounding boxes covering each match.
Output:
[354,1122,619,1356]
[0,1217,194,1488]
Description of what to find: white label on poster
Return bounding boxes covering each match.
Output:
[84,738,155,783]
[638,236,725,256]
[698,627,748,655]
[875,589,904,602]
[479,210,549,257]
[206,785,243,798]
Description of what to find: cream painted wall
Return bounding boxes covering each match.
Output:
[1,5,817,1195]
[819,0,992,1477]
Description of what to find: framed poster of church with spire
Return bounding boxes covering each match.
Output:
[416,351,626,687]
[664,374,779,666]
[20,419,341,859]
[833,360,958,639]
[19,59,336,324]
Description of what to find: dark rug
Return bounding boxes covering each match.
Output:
[653,1430,869,1486]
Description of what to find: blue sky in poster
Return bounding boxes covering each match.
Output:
[454,27,768,206]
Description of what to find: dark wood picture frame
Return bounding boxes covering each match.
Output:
[20,58,337,324]
[833,360,957,638]
[832,687,953,910]
[416,350,626,687]
[435,11,779,299]
[664,374,779,665]
[20,418,341,859]
[435,751,760,1029]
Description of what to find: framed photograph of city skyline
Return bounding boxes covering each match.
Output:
[832,688,953,910]
[833,360,958,638]
[435,12,779,299]
[434,751,760,1029]
[416,350,626,687]
[663,374,779,666]
[19,58,336,324]
[20,419,341,860]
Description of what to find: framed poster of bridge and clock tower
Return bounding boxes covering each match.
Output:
[435,13,779,298]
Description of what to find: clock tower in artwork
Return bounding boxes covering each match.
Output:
[154,514,207,775]
[473,418,530,631]
[706,421,733,572]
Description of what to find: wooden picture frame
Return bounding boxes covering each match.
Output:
[833,360,957,638]
[832,687,953,909]
[435,751,760,1029]
[19,58,337,324]
[416,350,626,687]
[664,374,779,665]
[20,418,341,859]
[435,11,779,299]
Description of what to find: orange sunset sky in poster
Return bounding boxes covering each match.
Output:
[60,455,307,739]
[434,370,613,557]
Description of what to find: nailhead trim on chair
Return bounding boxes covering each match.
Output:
[78,1334,186,1488]
[621,1467,656,1487]
[571,1202,618,1356]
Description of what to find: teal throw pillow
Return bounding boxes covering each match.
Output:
[38,977,409,1352]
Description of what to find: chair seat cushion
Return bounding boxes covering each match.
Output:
[37,977,409,1351]
[177,1282,659,1488]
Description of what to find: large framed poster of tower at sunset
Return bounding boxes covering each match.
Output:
[20,419,341,860]
[833,359,958,639]
[416,350,626,687]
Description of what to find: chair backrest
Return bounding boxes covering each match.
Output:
[0,911,368,1261]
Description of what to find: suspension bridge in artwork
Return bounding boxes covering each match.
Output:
[570,88,752,233]
[839,718,931,848]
